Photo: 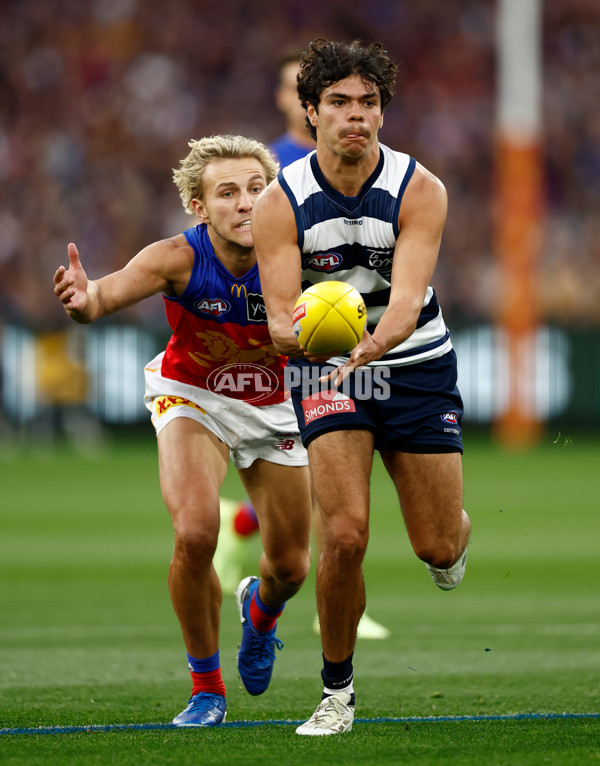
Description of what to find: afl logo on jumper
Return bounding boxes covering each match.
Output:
[195,298,230,316]
[305,253,343,272]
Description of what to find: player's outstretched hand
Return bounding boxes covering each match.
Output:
[53,243,89,315]
[319,330,384,387]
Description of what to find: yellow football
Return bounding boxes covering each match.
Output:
[292,281,367,355]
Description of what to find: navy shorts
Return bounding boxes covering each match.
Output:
[287,350,464,454]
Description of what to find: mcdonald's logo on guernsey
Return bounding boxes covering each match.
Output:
[231,283,247,298]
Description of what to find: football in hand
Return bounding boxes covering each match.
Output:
[292,281,367,355]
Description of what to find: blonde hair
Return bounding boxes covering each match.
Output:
[173,134,280,214]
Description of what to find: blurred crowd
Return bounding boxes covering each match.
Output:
[1,0,599,332]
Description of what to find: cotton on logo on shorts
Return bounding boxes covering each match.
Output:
[301,390,356,424]
[207,363,280,403]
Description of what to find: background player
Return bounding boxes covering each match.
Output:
[251,39,471,735]
[270,48,317,165]
[53,134,312,727]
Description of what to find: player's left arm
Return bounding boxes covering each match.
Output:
[331,163,447,385]
[252,181,307,358]
[372,162,447,350]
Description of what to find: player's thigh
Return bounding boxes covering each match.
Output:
[157,415,230,531]
[307,429,375,539]
[237,459,312,558]
[381,450,463,541]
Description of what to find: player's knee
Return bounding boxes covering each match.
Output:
[268,550,311,589]
[324,526,369,568]
[173,522,218,567]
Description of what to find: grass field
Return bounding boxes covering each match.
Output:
[1,428,599,764]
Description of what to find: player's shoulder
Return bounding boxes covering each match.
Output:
[405,161,447,209]
[411,161,446,194]
[252,178,297,244]
[135,232,195,281]
[254,177,290,213]
[143,232,193,261]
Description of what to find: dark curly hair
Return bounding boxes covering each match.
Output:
[297,39,398,140]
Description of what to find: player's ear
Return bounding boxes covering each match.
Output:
[192,198,209,223]
[306,103,318,128]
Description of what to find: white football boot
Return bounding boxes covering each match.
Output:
[296,691,355,736]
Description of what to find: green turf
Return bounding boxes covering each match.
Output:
[1,430,599,764]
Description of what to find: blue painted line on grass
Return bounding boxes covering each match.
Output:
[1,711,598,736]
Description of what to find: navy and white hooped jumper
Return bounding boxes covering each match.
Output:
[278,143,452,367]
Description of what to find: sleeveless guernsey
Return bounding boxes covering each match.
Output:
[160,224,286,406]
[278,144,452,367]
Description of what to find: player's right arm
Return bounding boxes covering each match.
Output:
[252,181,306,357]
[53,237,192,324]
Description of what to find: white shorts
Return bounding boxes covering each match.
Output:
[144,352,308,470]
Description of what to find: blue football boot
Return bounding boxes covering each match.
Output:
[172,692,227,727]
[235,576,283,695]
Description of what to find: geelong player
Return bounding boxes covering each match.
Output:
[252,39,471,735]
[214,50,391,642]
[53,135,312,727]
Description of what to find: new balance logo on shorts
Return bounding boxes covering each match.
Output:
[274,431,299,451]
[301,391,356,425]
[275,438,295,450]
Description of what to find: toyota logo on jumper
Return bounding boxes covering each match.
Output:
[207,363,280,403]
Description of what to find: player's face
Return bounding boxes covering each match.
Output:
[194,158,268,250]
[307,73,383,161]
[276,61,308,134]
